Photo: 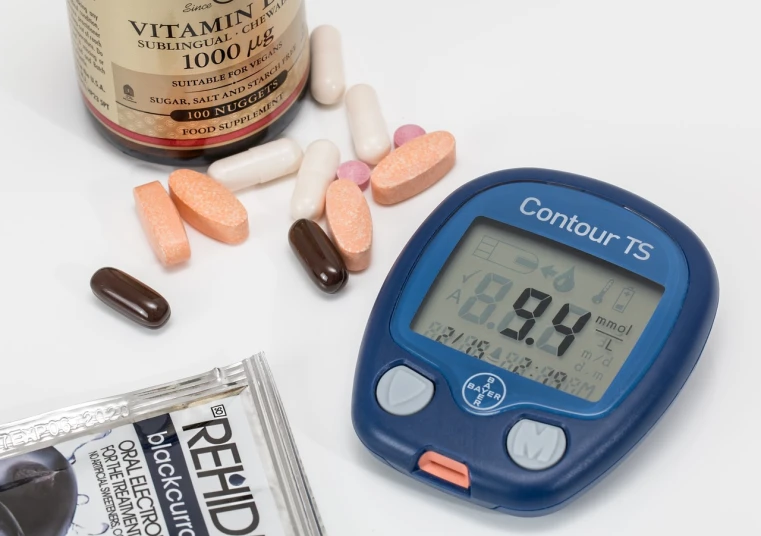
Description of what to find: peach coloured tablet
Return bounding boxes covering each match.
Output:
[133,181,191,267]
[168,169,249,245]
[371,131,456,205]
[325,179,373,272]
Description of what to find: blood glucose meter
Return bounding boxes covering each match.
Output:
[351,168,718,516]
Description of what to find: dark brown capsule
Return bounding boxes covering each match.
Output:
[289,219,349,294]
[90,267,171,328]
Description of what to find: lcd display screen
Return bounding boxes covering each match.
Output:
[411,217,664,402]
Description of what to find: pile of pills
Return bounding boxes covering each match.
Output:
[93,25,457,327]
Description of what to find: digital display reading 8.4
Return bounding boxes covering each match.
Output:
[411,217,664,402]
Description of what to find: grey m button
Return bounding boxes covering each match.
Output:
[507,419,567,470]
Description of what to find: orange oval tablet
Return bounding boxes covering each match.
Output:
[134,181,191,266]
[168,169,249,245]
[326,179,373,272]
[371,131,456,205]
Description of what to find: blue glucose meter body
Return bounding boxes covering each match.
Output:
[351,168,718,516]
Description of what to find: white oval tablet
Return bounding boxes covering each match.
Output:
[345,84,392,166]
[310,25,345,105]
[207,138,303,192]
[291,139,341,220]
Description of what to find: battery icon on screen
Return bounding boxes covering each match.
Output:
[612,287,636,313]
[473,237,539,274]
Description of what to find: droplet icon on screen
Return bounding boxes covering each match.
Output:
[554,267,576,292]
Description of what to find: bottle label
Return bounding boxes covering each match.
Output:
[66,0,309,150]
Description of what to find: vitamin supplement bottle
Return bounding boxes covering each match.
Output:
[66,0,310,165]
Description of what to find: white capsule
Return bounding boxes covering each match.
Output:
[310,25,345,105]
[291,139,341,220]
[207,138,303,192]
[345,84,392,166]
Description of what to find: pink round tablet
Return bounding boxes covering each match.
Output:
[394,124,427,148]
[336,160,372,190]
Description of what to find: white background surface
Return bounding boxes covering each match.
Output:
[0,0,758,534]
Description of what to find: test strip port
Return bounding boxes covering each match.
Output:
[417,451,471,489]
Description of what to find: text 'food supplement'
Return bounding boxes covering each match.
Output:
[65,0,311,165]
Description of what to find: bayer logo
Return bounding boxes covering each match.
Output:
[462,373,507,411]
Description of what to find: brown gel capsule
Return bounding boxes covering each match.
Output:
[289,219,348,294]
[90,267,171,329]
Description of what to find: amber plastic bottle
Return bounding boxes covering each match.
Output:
[66,0,310,166]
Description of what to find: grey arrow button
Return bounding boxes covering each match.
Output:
[376,366,434,416]
[507,419,567,470]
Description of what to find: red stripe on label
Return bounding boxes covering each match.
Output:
[86,70,308,149]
